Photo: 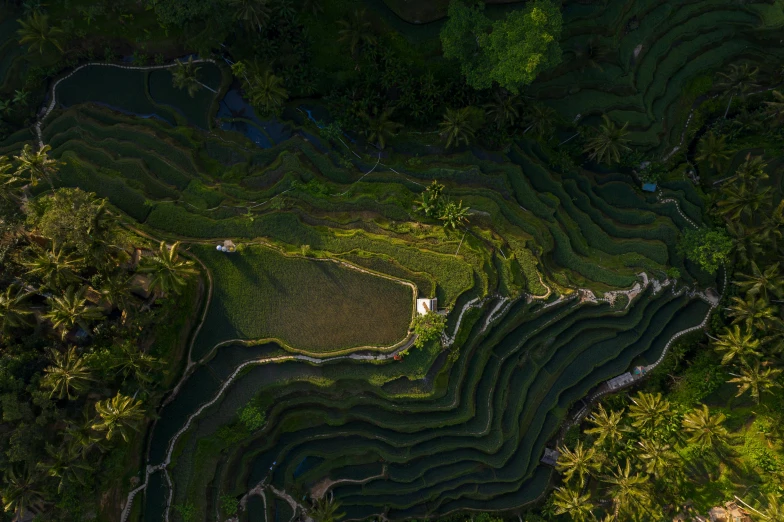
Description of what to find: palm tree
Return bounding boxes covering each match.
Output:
[758,492,784,522]
[23,244,82,290]
[734,262,783,301]
[17,11,64,54]
[726,294,778,331]
[98,273,137,314]
[627,392,670,434]
[39,442,94,493]
[360,107,401,149]
[301,0,324,16]
[65,407,106,457]
[759,200,784,250]
[710,324,762,366]
[602,460,652,520]
[43,285,105,339]
[41,347,94,400]
[92,393,145,442]
[139,241,199,297]
[715,63,759,118]
[229,0,270,31]
[681,404,730,449]
[438,200,470,230]
[0,465,43,520]
[695,132,732,172]
[484,92,523,129]
[716,183,771,223]
[112,342,162,386]
[637,438,677,479]
[0,286,33,339]
[439,107,476,149]
[583,115,630,165]
[523,103,558,139]
[556,441,599,486]
[247,70,288,116]
[13,144,59,187]
[584,404,625,449]
[172,57,202,98]
[309,495,345,522]
[728,154,768,187]
[728,361,782,404]
[551,487,595,522]
[337,9,376,56]
[764,90,784,125]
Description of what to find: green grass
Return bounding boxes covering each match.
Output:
[190,243,414,358]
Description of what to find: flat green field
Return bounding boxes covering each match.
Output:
[190,244,415,358]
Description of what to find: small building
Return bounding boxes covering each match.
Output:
[708,502,752,522]
[642,182,657,192]
[606,372,634,391]
[541,447,560,467]
[216,240,237,253]
[416,298,437,315]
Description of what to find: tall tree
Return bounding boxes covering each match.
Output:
[681,404,730,450]
[139,241,199,297]
[551,487,595,522]
[439,107,476,149]
[602,460,652,520]
[556,441,598,486]
[637,438,678,479]
[41,347,94,400]
[228,0,270,31]
[677,227,733,275]
[726,294,778,331]
[0,286,33,340]
[92,393,145,442]
[39,442,94,493]
[43,285,105,339]
[247,69,288,117]
[584,404,625,449]
[112,342,163,387]
[583,115,630,165]
[734,262,783,301]
[13,144,58,187]
[627,392,670,434]
[309,495,345,522]
[484,92,524,129]
[695,132,732,172]
[23,244,82,290]
[522,103,558,139]
[17,11,64,54]
[171,56,203,98]
[710,324,762,366]
[438,200,470,230]
[360,108,401,149]
[728,361,782,404]
[0,466,43,520]
[715,63,759,118]
[337,9,376,56]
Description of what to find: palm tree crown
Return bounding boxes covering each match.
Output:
[439,107,476,149]
[43,285,105,338]
[0,286,33,339]
[556,441,598,486]
[13,144,58,187]
[172,57,202,98]
[139,241,198,297]
[583,115,630,165]
[681,404,729,449]
[91,393,145,442]
[711,324,762,366]
[337,9,376,55]
[17,11,64,54]
[41,347,94,400]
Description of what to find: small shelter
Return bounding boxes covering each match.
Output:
[642,182,657,192]
[540,447,560,467]
[416,298,437,315]
[216,240,237,253]
[606,372,634,391]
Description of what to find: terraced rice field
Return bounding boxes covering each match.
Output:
[190,243,415,357]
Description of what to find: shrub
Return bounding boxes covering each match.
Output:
[412,311,447,349]
[238,404,266,431]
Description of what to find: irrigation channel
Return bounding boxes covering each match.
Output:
[31,62,722,521]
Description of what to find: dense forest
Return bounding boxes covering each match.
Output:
[0,0,783,521]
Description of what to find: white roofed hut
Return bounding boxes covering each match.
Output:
[416,298,437,315]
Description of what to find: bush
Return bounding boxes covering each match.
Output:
[412,311,447,349]
[238,404,266,431]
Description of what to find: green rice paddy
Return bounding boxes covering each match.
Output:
[189,243,414,358]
